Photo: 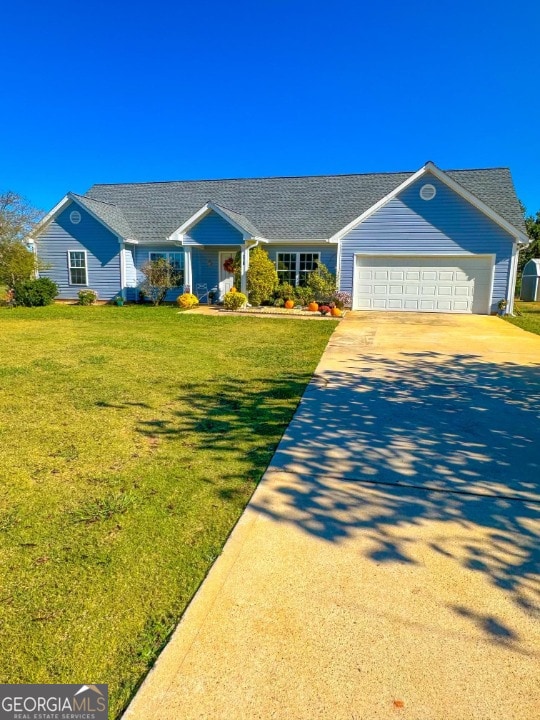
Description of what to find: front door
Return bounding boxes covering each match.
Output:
[218,252,235,301]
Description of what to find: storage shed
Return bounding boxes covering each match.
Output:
[520,259,540,301]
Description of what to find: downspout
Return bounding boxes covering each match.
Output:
[240,238,262,294]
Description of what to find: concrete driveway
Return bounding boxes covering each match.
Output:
[124,313,540,720]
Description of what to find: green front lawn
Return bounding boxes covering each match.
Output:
[506,301,540,336]
[0,305,335,718]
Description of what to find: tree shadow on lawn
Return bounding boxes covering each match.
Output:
[136,352,540,649]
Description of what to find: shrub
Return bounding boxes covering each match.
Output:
[273,297,285,307]
[294,285,314,306]
[140,258,177,306]
[223,290,247,310]
[319,305,331,316]
[78,289,98,305]
[247,247,278,306]
[274,282,295,301]
[177,292,199,309]
[307,262,336,303]
[0,286,14,307]
[13,277,58,306]
[331,290,352,309]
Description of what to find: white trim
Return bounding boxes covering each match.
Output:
[507,243,519,314]
[184,247,192,290]
[218,251,235,300]
[352,253,495,315]
[329,162,529,246]
[67,249,89,286]
[264,239,328,245]
[240,246,250,293]
[419,183,437,201]
[119,243,127,300]
[275,251,321,287]
[168,201,253,242]
[29,196,73,239]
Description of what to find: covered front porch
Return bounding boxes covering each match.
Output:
[185,244,254,302]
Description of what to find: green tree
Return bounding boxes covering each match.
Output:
[246,247,278,305]
[0,191,42,286]
[518,207,540,277]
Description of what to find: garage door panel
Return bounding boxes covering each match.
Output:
[353,256,492,314]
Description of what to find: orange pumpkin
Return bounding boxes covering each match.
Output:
[308,302,319,312]
[284,299,295,309]
[331,307,342,317]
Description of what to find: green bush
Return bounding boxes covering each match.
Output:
[78,289,98,305]
[223,290,248,310]
[247,247,278,306]
[294,285,315,306]
[274,282,295,301]
[307,262,336,303]
[13,277,58,306]
[273,297,285,307]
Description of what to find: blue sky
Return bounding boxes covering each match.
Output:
[1,0,539,215]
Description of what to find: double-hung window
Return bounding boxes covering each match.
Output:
[149,251,185,286]
[276,252,320,287]
[68,251,88,285]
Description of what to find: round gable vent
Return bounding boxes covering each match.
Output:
[70,210,81,224]
[420,183,436,201]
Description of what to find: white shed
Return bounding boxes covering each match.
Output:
[520,259,540,302]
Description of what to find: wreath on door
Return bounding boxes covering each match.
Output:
[223,257,235,273]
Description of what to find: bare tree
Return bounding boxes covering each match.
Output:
[0,190,42,243]
[0,191,43,286]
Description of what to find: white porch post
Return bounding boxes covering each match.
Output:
[119,241,127,300]
[184,247,192,291]
[240,245,250,294]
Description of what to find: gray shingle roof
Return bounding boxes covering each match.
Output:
[210,202,262,238]
[70,193,135,239]
[84,167,525,243]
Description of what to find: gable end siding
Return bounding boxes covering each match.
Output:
[339,174,515,313]
[183,210,244,246]
[37,203,121,300]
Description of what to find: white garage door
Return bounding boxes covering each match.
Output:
[353,255,493,313]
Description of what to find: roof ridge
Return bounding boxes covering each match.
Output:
[87,166,510,189]
[72,192,120,208]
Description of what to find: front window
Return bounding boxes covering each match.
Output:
[149,251,185,286]
[68,251,88,285]
[276,252,319,287]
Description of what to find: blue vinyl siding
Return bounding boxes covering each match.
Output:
[265,245,337,277]
[338,174,514,313]
[37,202,121,300]
[133,245,186,302]
[184,211,244,246]
[191,246,237,296]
